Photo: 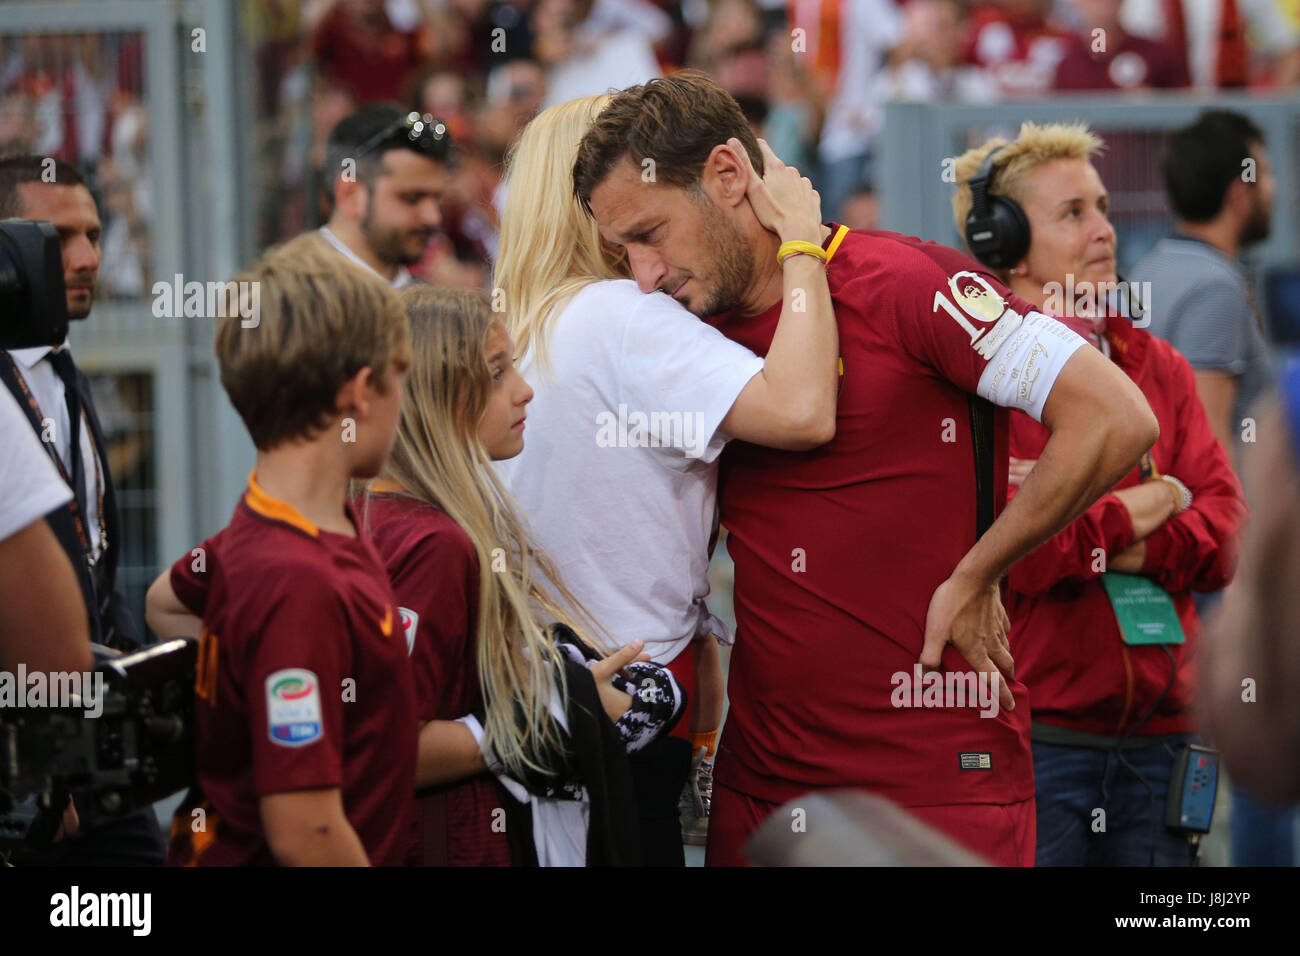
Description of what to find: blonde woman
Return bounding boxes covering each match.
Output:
[363,286,685,866]
[493,95,838,861]
[951,123,1246,866]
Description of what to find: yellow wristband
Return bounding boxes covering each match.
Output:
[777,240,829,266]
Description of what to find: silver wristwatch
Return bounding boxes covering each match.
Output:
[1158,475,1193,514]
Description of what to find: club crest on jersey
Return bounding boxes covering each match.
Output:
[266,668,323,746]
[399,607,419,655]
[935,271,1023,360]
[948,272,1005,322]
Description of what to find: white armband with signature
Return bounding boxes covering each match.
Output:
[975,309,1088,423]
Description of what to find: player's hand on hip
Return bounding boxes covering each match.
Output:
[920,572,1016,713]
[728,137,823,245]
[589,639,652,723]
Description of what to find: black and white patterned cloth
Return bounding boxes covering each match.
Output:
[555,639,685,753]
[461,627,683,864]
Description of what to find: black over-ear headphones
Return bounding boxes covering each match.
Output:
[964,144,1031,271]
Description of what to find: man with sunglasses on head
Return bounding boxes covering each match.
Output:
[318,104,453,287]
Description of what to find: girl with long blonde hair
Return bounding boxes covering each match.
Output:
[493,93,838,860]
[363,286,684,866]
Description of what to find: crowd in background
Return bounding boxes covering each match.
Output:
[269,0,1300,286]
[0,31,150,297]
[4,0,1299,296]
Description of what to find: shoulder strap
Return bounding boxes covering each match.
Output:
[71,365,127,625]
[0,352,55,458]
[968,393,995,539]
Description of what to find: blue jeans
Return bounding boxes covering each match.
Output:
[1034,737,1201,867]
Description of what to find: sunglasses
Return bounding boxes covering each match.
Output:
[355,112,452,162]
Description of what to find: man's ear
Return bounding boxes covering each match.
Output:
[701,142,750,209]
[336,366,375,418]
[334,177,368,221]
[1223,176,1252,221]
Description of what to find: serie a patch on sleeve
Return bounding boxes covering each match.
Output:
[959,752,993,771]
[266,668,324,747]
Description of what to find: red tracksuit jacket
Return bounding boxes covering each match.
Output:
[1007,315,1246,737]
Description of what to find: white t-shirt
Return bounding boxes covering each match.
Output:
[0,386,73,542]
[494,280,764,664]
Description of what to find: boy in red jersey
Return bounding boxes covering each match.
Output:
[146,234,415,865]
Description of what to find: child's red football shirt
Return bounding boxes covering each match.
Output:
[167,472,416,866]
[361,491,511,866]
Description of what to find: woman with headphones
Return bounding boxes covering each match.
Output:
[951,122,1247,867]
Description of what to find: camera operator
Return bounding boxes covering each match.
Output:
[1,388,90,846]
[0,387,92,675]
[0,155,164,865]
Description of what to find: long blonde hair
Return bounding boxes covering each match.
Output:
[494,95,629,374]
[370,286,598,778]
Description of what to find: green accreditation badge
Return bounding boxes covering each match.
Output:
[1100,573,1186,645]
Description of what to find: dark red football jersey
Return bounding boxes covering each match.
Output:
[166,472,416,866]
[361,492,510,866]
[962,5,1071,96]
[706,225,1037,809]
[1053,31,1190,91]
[310,6,422,104]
